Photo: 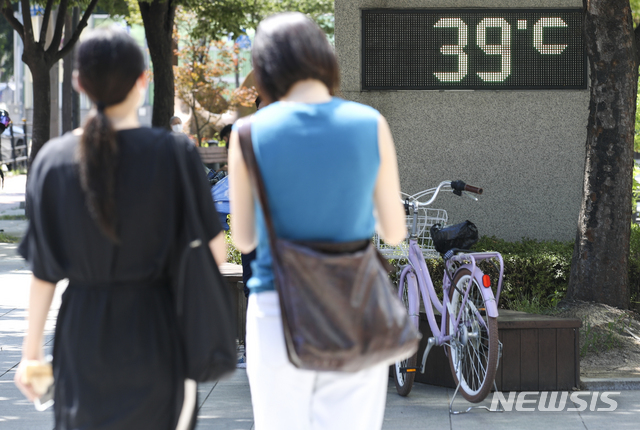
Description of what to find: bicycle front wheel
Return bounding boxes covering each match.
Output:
[446,268,498,403]
[393,271,418,396]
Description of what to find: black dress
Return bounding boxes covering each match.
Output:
[18,128,222,430]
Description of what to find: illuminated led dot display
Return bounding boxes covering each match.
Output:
[362,9,586,90]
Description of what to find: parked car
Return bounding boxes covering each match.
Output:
[0,125,28,171]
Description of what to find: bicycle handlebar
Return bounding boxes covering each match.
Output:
[402,180,483,208]
[451,180,483,196]
[464,184,483,195]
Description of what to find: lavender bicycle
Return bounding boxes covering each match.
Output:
[392,181,504,411]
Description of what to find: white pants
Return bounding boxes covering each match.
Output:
[246,291,389,430]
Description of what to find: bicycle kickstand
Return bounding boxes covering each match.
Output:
[449,380,504,415]
[449,341,505,415]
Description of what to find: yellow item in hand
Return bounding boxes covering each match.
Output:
[21,361,54,396]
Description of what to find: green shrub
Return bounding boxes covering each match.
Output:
[224,215,242,265]
[225,229,242,265]
[0,215,27,220]
[0,232,19,243]
[391,236,574,312]
[629,223,640,307]
[472,236,573,310]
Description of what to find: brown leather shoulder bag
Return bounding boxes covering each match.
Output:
[237,117,420,372]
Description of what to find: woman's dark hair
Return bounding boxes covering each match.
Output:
[252,13,339,103]
[219,124,233,147]
[76,27,146,242]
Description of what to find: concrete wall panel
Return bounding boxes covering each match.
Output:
[336,0,588,241]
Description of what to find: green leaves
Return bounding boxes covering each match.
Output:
[183,0,247,40]
[631,0,640,26]
[472,236,574,310]
[0,14,13,80]
[173,9,257,143]
[628,223,640,305]
[179,0,335,41]
[248,0,334,35]
[96,0,131,18]
[404,237,575,312]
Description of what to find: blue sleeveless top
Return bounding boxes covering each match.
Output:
[241,97,381,294]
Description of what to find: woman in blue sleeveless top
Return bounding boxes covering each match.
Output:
[229,13,407,430]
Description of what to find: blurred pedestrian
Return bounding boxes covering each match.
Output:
[229,12,406,430]
[0,109,7,187]
[170,115,184,133]
[14,27,225,430]
[0,109,11,134]
[0,109,11,187]
[219,124,233,146]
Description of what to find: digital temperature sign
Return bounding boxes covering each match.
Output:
[362,9,586,90]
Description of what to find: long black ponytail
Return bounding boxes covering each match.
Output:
[75,28,145,242]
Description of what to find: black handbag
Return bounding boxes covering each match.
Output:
[237,118,420,372]
[171,136,237,382]
[430,220,479,255]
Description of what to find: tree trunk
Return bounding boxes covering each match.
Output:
[139,0,176,129]
[62,12,73,133]
[49,60,59,138]
[192,98,201,145]
[28,63,52,164]
[72,7,80,129]
[566,0,637,309]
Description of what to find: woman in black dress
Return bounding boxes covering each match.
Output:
[14,28,225,429]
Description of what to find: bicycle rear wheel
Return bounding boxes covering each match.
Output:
[445,268,498,403]
[393,271,418,396]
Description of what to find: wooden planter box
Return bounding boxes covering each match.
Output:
[198,146,228,165]
[219,263,246,344]
[414,310,581,391]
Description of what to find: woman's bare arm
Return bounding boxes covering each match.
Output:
[14,276,56,401]
[374,116,407,246]
[209,231,227,266]
[228,129,257,253]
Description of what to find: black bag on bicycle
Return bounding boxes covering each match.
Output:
[430,221,479,254]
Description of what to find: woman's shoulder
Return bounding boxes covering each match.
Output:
[119,126,172,144]
[119,127,195,154]
[31,131,80,172]
[41,130,80,155]
[332,98,380,120]
[254,97,380,122]
[158,130,205,170]
[168,130,196,150]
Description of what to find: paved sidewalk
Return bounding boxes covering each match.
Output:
[0,174,27,238]
[0,174,26,212]
[1,174,640,428]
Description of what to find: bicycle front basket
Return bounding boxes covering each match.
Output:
[430,221,478,254]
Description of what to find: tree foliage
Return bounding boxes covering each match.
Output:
[632,0,640,151]
[632,0,640,24]
[174,8,255,144]
[636,79,640,151]
[186,0,334,40]
[244,0,333,34]
[181,0,245,40]
[134,0,334,127]
[0,11,13,81]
